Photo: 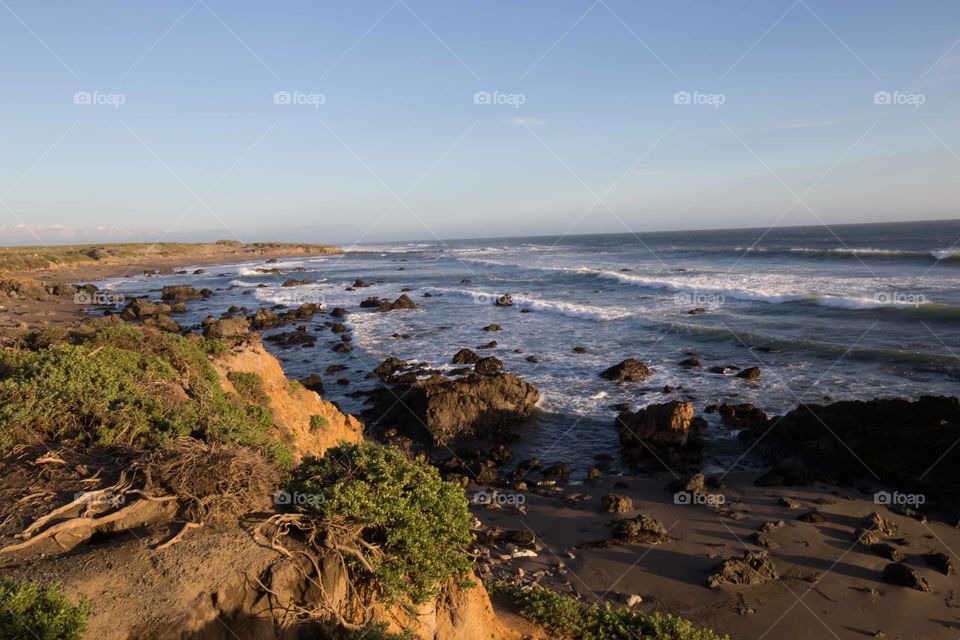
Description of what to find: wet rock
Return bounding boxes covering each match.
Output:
[494,294,513,307]
[709,366,735,375]
[542,464,569,481]
[375,294,417,312]
[452,348,480,365]
[601,493,633,513]
[282,278,311,287]
[352,279,371,288]
[161,285,207,301]
[483,324,502,332]
[525,355,539,363]
[333,342,353,353]
[478,341,498,349]
[717,403,770,429]
[372,358,409,381]
[331,307,349,318]
[572,346,588,354]
[599,358,652,382]
[737,366,761,380]
[299,375,324,396]
[475,357,504,376]
[881,563,931,592]
[678,357,701,368]
[265,330,317,348]
[359,297,385,309]
[613,514,670,544]
[707,551,778,589]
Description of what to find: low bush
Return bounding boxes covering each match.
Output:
[0,579,89,640]
[495,585,728,640]
[286,442,474,605]
[227,371,270,406]
[309,414,330,432]
[0,324,290,464]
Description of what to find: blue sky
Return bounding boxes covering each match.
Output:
[0,0,958,245]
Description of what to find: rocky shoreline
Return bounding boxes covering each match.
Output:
[3,252,960,639]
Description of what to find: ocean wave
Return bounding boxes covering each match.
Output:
[426,287,633,321]
[722,246,960,262]
[229,279,260,287]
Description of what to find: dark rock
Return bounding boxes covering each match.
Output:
[616,401,705,461]
[336,377,350,386]
[474,357,503,376]
[161,285,206,301]
[373,358,408,380]
[331,307,349,318]
[923,552,954,575]
[452,348,480,365]
[360,297,385,309]
[353,279,371,288]
[750,532,780,549]
[525,355,539,363]
[143,315,181,333]
[717,403,770,429]
[478,341,497,349]
[300,375,324,396]
[333,342,353,353]
[282,278,311,287]
[572,346,587,354]
[494,294,513,307]
[265,330,317,348]
[542,464,569,481]
[737,367,761,380]
[669,472,706,494]
[365,371,539,446]
[881,563,931,592]
[797,511,825,524]
[375,294,417,312]
[599,358,652,382]
[483,324,502,332]
[678,357,701,368]
[326,364,346,374]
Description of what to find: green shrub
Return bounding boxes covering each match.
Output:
[309,415,330,433]
[495,585,728,640]
[287,442,474,605]
[318,621,415,639]
[0,325,290,464]
[228,371,270,406]
[0,579,89,640]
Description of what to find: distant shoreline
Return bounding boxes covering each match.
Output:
[0,241,341,282]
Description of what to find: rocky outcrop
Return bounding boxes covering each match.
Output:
[616,401,705,462]
[367,363,540,446]
[161,285,211,301]
[599,358,651,382]
[203,315,251,339]
[881,563,931,592]
[214,338,362,460]
[739,396,960,513]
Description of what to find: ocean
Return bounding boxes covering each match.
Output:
[102,220,960,473]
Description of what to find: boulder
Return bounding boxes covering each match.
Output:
[494,294,513,307]
[366,372,540,446]
[599,358,652,382]
[161,285,205,301]
[452,348,480,365]
[923,552,954,576]
[300,375,324,396]
[374,294,417,312]
[120,298,172,321]
[717,403,770,429]
[678,357,701,368]
[203,316,250,339]
[601,493,633,513]
[613,514,670,544]
[737,366,761,380]
[707,551,778,588]
[616,401,705,461]
[474,357,503,376]
[881,563,931,592]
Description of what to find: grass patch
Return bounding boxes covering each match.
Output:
[0,324,290,465]
[309,415,330,433]
[287,442,474,605]
[0,579,89,640]
[228,371,270,406]
[493,585,728,640]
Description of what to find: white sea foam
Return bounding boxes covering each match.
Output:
[427,287,633,321]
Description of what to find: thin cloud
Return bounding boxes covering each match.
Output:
[505,117,547,127]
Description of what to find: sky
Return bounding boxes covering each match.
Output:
[0,0,959,245]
